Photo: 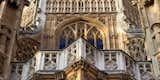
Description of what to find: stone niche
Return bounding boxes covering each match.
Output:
[151,23,160,51]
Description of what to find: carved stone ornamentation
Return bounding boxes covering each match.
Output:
[127,38,146,61]
[67,45,77,65]
[105,60,118,70]
[86,45,95,65]
[15,38,40,61]
[141,72,155,80]
[44,53,57,70]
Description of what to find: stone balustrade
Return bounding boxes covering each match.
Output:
[11,38,154,80]
[46,0,117,13]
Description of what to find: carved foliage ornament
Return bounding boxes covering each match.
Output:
[16,38,40,61]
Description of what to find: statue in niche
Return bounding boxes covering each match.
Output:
[152,23,160,50]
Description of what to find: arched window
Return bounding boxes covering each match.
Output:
[87,31,94,46]
[88,38,94,46]
[59,21,104,49]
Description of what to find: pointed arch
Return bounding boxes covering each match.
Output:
[55,17,108,49]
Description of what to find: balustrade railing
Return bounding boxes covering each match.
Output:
[103,50,136,77]
[46,0,117,13]
[14,38,154,80]
[137,62,154,80]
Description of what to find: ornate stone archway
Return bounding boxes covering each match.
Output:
[55,16,108,49]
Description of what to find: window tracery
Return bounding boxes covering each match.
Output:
[59,21,104,49]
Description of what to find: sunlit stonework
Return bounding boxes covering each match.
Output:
[0,0,160,80]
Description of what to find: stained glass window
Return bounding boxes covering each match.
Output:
[59,38,66,49]
[97,38,103,49]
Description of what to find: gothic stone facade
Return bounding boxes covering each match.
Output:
[0,0,160,80]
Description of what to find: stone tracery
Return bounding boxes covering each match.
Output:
[46,0,116,13]
[59,21,104,49]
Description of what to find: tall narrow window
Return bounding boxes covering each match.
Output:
[97,38,103,49]
[59,37,66,49]
[88,38,94,46]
